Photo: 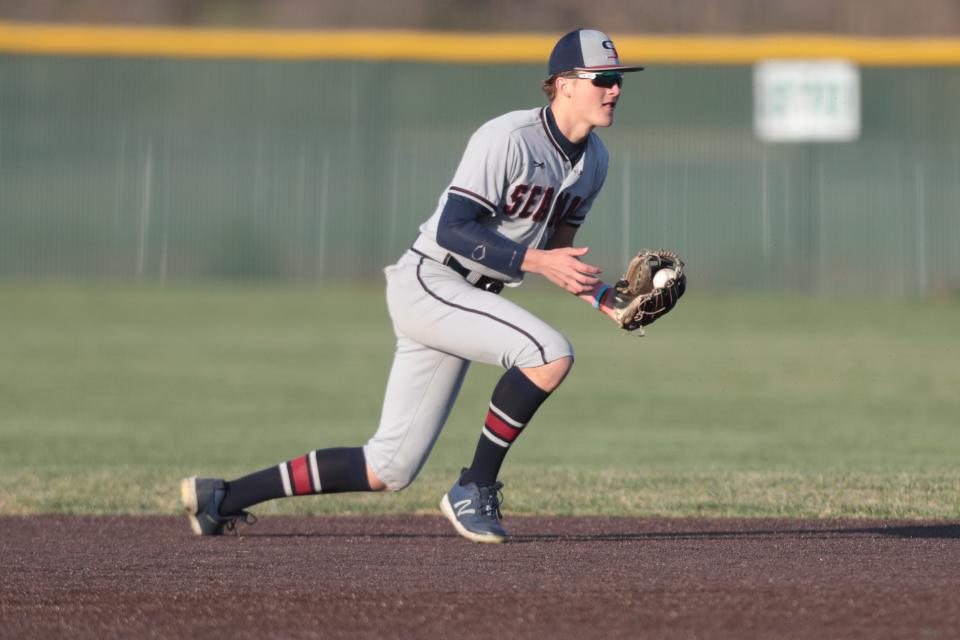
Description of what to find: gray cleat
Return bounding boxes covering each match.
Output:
[440,473,508,544]
[180,476,255,536]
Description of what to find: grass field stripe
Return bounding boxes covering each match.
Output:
[3,22,960,66]
[278,463,293,497]
[308,450,321,493]
[482,426,511,449]
[489,402,524,428]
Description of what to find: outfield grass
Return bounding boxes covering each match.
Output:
[1,282,958,518]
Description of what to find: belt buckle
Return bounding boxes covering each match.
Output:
[482,279,504,294]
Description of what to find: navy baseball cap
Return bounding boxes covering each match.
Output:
[548,29,644,75]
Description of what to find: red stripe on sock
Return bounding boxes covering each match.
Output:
[485,410,522,443]
[290,455,312,495]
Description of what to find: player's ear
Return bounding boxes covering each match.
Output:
[557,76,574,99]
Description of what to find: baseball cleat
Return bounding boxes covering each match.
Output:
[180,476,256,536]
[440,473,508,544]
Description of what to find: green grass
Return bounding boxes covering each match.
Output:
[1,281,959,518]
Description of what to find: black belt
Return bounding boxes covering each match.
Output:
[410,248,505,295]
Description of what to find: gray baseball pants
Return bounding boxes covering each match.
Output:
[363,250,573,491]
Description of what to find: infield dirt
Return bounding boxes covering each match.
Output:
[2,515,959,639]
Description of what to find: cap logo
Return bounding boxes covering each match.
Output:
[602,40,619,60]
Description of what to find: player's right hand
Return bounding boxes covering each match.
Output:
[522,246,601,295]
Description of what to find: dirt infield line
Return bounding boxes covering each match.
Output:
[2,515,959,639]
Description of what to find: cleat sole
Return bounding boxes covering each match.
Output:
[180,477,203,536]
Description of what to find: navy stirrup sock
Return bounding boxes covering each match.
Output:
[460,367,551,487]
[220,447,371,514]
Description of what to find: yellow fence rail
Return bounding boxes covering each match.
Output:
[3,21,960,65]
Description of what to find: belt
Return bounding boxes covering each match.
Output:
[410,248,505,295]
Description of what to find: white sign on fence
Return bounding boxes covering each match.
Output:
[754,60,861,142]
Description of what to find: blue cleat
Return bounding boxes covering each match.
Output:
[180,477,255,536]
[440,473,508,544]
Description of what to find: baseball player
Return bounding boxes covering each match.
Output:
[182,29,645,543]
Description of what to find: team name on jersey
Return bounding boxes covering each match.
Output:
[503,184,583,226]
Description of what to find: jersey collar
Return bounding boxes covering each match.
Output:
[540,106,586,166]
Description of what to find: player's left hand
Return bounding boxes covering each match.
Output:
[522,246,601,294]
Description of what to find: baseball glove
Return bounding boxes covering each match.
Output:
[611,249,686,333]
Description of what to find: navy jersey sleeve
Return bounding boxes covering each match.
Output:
[436,194,527,277]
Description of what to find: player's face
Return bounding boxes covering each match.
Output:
[569,74,622,128]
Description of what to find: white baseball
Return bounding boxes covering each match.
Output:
[653,268,676,289]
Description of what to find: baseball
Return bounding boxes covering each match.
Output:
[653,268,676,289]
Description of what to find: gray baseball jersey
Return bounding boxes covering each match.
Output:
[364,106,610,491]
[411,106,609,283]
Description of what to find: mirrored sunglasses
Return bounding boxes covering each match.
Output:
[564,71,624,88]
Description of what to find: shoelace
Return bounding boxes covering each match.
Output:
[222,511,258,535]
[478,482,505,520]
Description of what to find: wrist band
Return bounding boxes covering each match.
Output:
[593,284,611,310]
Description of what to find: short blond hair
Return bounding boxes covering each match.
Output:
[542,75,560,101]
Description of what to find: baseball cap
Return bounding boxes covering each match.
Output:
[548,29,644,76]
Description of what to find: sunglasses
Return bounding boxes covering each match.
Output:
[563,71,624,88]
